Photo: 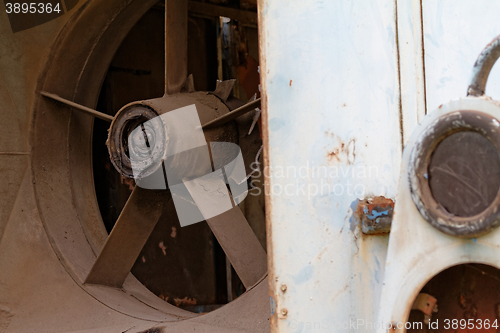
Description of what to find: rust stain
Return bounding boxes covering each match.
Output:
[170,226,177,238]
[327,149,341,162]
[459,293,467,309]
[326,141,346,163]
[174,296,197,306]
[324,133,356,165]
[158,241,167,255]
[289,79,292,86]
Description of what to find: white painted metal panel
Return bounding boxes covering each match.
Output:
[259,0,402,331]
[423,0,500,111]
[260,0,500,331]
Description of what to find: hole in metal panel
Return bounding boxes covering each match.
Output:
[407,264,500,332]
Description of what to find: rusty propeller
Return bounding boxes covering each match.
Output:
[40,0,266,292]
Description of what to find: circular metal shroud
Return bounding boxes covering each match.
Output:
[409,110,500,238]
[30,0,268,328]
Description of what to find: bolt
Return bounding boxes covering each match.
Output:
[280,308,288,317]
[281,284,287,292]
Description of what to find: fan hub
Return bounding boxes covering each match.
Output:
[107,92,239,179]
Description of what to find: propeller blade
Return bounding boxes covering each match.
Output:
[40,91,114,122]
[205,206,267,288]
[183,177,267,288]
[165,0,188,95]
[85,186,169,287]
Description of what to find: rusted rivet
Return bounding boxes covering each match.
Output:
[280,284,287,292]
[280,308,288,317]
[356,196,395,235]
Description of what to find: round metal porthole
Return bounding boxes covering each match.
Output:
[409,110,500,238]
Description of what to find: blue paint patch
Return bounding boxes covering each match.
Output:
[364,207,389,220]
[293,265,314,285]
[473,238,477,243]
[270,296,276,315]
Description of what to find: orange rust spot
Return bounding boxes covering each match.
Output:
[289,79,292,86]
[327,149,341,162]
[326,139,346,163]
[174,297,197,306]
[120,177,135,190]
[355,196,395,235]
[159,241,167,255]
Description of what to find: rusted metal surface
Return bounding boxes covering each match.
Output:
[468,34,500,97]
[410,110,500,238]
[356,196,395,235]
